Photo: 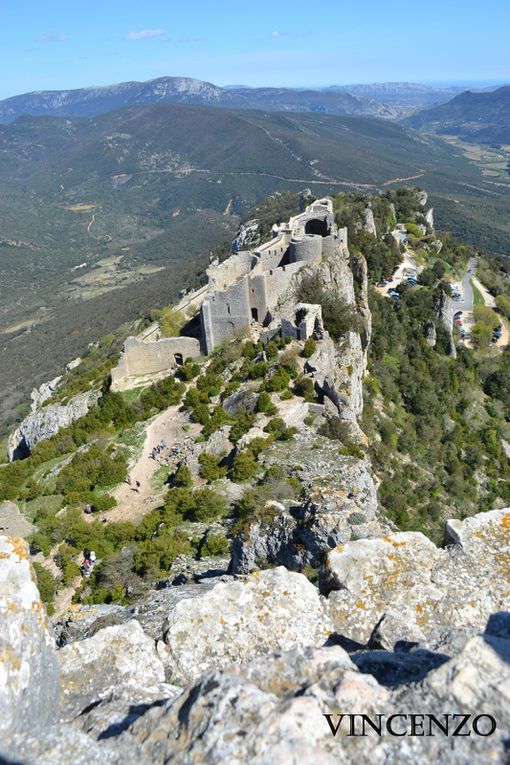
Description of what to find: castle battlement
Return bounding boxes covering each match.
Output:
[112,197,347,390]
[200,197,346,353]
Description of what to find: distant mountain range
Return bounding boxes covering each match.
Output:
[405,85,510,145]
[325,82,468,108]
[1,76,487,126]
[0,76,399,123]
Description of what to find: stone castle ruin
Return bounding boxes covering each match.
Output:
[111,198,347,390]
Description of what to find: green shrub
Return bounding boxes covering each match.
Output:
[91,494,117,513]
[294,375,316,402]
[231,451,259,482]
[33,563,57,614]
[302,338,317,358]
[339,443,365,459]
[186,488,227,522]
[229,410,256,443]
[174,465,193,489]
[297,274,362,339]
[55,543,82,585]
[160,307,184,337]
[264,417,286,435]
[245,435,274,457]
[56,444,127,500]
[198,453,227,482]
[263,367,290,392]
[133,531,191,577]
[200,534,230,558]
[256,391,277,415]
[319,417,351,442]
[202,405,231,438]
[177,362,201,381]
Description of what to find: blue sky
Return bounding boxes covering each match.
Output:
[0,0,508,99]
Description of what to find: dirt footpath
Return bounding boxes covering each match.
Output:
[107,405,200,524]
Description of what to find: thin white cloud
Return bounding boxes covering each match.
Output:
[37,33,68,43]
[272,31,282,37]
[124,29,167,41]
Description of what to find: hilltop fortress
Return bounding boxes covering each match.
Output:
[111,198,347,390]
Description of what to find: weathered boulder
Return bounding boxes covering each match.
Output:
[8,389,101,460]
[161,567,333,684]
[0,536,59,738]
[59,620,165,719]
[222,387,258,415]
[325,532,443,643]
[78,682,182,742]
[56,582,221,646]
[325,509,510,650]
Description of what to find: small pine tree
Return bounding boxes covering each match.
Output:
[174,464,193,489]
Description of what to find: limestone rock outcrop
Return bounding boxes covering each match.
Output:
[362,206,377,236]
[161,567,332,684]
[230,431,385,574]
[325,508,510,651]
[5,508,510,764]
[58,620,166,719]
[30,375,62,411]
[87,639,510,764]
[8,389,101,460]
[0,536,59,738]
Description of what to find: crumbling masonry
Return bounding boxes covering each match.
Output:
[111,198,347,390]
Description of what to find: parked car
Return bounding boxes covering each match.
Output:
[390,293,400,301]
[454,311,463,317]
[377,280,388,287]
[385,275,394,282]
[407,279,418,286]
[454,319,462,326]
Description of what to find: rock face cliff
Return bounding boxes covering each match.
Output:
[8,389,100,460]
[3,509,510,764]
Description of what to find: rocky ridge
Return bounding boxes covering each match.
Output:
[3,506,510,763]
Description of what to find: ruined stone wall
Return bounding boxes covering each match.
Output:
[262,262,304,312]
[200,198,342,353]
[207,251,253,291]
[201,277,251,351]
[254,235,289,272]
[111,336,201,391]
